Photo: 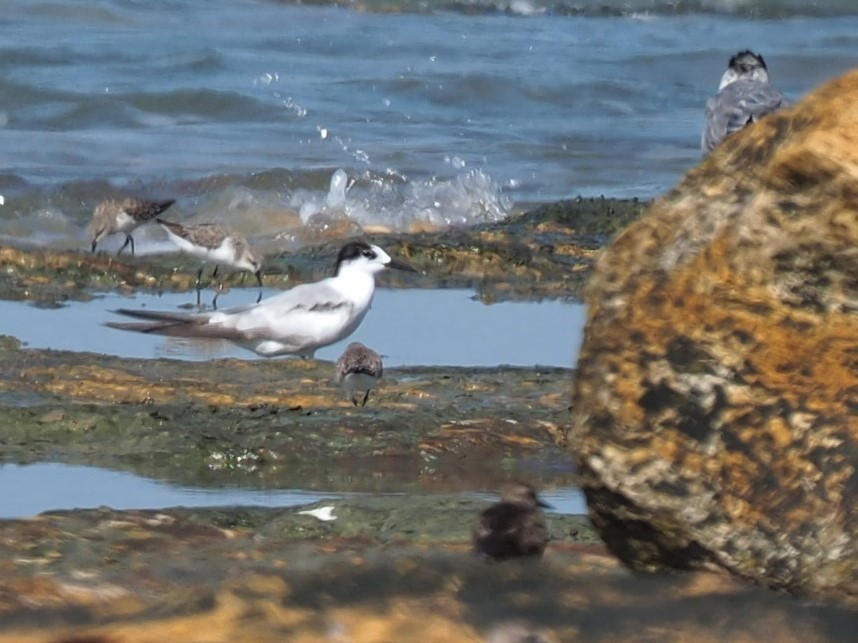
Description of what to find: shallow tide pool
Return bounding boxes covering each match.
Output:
[0,463,587,520]
[2,288,585,368]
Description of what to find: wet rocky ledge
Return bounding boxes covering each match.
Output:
[0,197,853,640]
[0,196,646,305]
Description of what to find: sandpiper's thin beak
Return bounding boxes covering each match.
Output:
[537,498,553,509]
[385,257,418,273]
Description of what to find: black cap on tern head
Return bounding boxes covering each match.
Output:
[334,240,417,276]
[336,240,376,267]
[728,50,767,73]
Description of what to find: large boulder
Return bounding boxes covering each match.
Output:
[570,69,858,606]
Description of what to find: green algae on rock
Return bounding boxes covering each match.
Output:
[0,336,573,493]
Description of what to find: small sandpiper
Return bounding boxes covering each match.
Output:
[157,218,263,306]
[87,197,175,256]
[335,341,383,407]
[472,482,550,560]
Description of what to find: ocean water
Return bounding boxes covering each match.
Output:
[1,0,856,252]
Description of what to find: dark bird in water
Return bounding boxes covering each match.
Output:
[472,482,550,560]
[702,50,787,156]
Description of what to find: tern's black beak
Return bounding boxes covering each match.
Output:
[385,257,418,273]
[537,498,553,509]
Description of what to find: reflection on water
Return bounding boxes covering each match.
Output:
[0,463,338,519]
[0,288,585,368]
[0,463,587,519]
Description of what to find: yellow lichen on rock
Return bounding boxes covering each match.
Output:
[571,69,858,606]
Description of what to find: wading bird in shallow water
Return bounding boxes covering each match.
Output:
[472,483,550,560]
[87,197,175,256]
[702,50,787,156]
[157,218,263,307]
[336,342,383,407]
[106,241,416,358]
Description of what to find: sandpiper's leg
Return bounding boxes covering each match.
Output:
[194,266,205,308]
[351,395,359,407]
[90,241,97,253]
[361,390,370,407]
[117,235,133,256]
[212,265,225,306]
[255,270,263,303]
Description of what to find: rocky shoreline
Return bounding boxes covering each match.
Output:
[0,197,853,640]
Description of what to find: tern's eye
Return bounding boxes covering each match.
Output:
[362,249,376,259]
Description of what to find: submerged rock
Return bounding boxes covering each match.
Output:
[570,69,858,606]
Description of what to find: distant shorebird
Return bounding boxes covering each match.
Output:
[336,342,383,406]
[472,483,550,560]
[87,197,175,256]
[106,241,416,358]
[158,218,263,306]
[702,50,787,156]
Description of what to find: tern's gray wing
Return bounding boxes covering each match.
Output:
[207,278,358,348]
[107,277,360,355]
[106,308,245,339]
[702,80,787,154]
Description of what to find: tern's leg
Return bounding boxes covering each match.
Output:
[360,391,370,407]
[350,394,359,407]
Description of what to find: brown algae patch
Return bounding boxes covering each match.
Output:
[0,506,852,642]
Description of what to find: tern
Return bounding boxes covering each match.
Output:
[702,50,787,156]
[88,197,175,256]
[472,482,550,560]
[106,241,416,358]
